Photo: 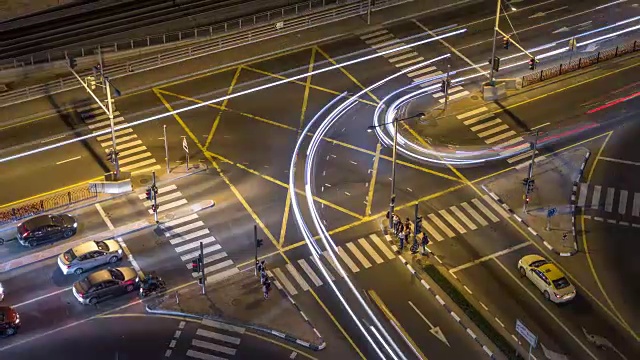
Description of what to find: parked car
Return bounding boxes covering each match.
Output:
[17,214,77,247]
[58,239,123,275]
[518,255,576,303]
[0,306,20,336]
[72,267,139,305]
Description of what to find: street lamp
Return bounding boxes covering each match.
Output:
[367,112,425,232]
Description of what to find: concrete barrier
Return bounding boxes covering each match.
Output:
[482,81,507,101]
[497,78,522,90]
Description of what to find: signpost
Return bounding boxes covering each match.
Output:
[516,319,538,359]
[546,207,557,231]
[182,136,189,170]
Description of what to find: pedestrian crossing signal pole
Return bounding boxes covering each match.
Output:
[151,171,159,224]
[199,241,206,294]
[444,64,451,111]
[523,130,540,212]
[489,0,502,86]
[254,225,263,276]
[182,136,189,171]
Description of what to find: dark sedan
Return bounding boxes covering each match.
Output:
[17,214,77,247]
[72,267,139,305]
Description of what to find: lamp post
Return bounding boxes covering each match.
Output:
[489,0,502,86]
[367,112,425,232]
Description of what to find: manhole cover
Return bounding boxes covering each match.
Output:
[470,95,480,101]
[231,298,240,307]
[163,213,175,221]
[139,178,151,185]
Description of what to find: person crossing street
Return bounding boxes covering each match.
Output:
[421,232,431,256]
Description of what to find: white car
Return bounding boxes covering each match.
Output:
[518,255,576,303]
[58,240,123,275]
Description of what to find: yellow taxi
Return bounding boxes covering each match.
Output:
[518,255,576,303]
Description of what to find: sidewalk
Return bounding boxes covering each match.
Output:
[147,270,326,351]
[482,147,591,256]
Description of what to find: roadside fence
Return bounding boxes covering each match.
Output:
[0,184,97,225]
[522,40,639,87]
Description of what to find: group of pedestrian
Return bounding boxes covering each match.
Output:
[388,212,430,255]
[257,260,271,299]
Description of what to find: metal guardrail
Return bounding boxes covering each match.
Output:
[0,0,408,108]
[0,184,97,226]
[0,0,340,71]
[522,40,639,87]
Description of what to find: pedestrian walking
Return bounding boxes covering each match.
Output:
[404,218,412,233]
[263,278,271,299]
[421,232,430,256]
[392,214,400,235]
[398,228,406,250]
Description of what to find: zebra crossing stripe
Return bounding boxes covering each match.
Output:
[486,130,517,144]
[414,71,442,82]
[198,260,234,277]
[165,221,205,236]
[149,199,188,214]
[482,195,511,219]
[118,152,153,165]
[619,190,628,214]
[118,145,148,157]
[439,209,466,234]
[144,191,182,206]
[96,128,133,141]
[497,137,525,148]
[298,259,323,287]
[169,228,210,245]
[605,187,615,212]
[428,213,455,237]
[633,193,640,217]
[186,349,223,360]
[360,30,388,39]
[174,236,217,253]
[163,213,199,228]
[191,339,236,356]
[457,107,488,119]
[462,113,493,125]
[422,220,444,241]
[100,134,138,147]
[314,256,334,280]
[577,183,588,207]
[470,119,502,132]
[285,264,310,291]
[591,186,601,209]
[369,234,395,259]
[205,267,239,285]
[506,150,534,163]
[450,205,477,230]
[472,198,499,223]
[201,318,245,333]
[202,251,228,265]
[88,117,125,129]
[388,52,419,62]
[461,202,488,226]
[337,246,360,273]
[123,158,157,172]
[346,243,372,268]
[478,124,509,138]
[196,328,241,345]
[395,57,425,67]
[322,251,344,277]
[180,244,221,261]
[438,90,469,102]
[407,67,436,77]
[357,238,384,264]
[365,34,394,44]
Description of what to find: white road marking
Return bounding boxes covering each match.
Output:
[633,192,640,217]
[618,190,628,215]
[119,145,148,157]
[96,128,133,141]
[95,203,141,272]
[470,119,502,132]
[286,263,310,291]
[439,209,466,234]
[600,157,640,166]
[477,124,509,138]
[13,287,71,308]
[174,236,217,253]
[461,202,488,226]
[163,214,200,228]
[472,198,499,222]
[457,107,488,119]
[169,228,210,245]
[337,246,360,273]
[449,242,531,273]
[482,195,511,219]
[591,185,601,209]
[201,318,245,333]
[577,183,588,207]
[41,134,67,143]
[369,234,395,260]
[450,205,477,230]
[395,57,425,67]
[164,221,205,237]
[100,134,137,147]
[438,90,469,102]
[346,242,372,268]
[273,268,297,296]
[605,187,615,212]
[423,217,445,241]
[322,251,344,278]
[191,339,236,355]
[122,158,157,172]
[182,245,222,263]
[298,259,323,287]
[414,71,443,82]
[428,213,455,237]
[150,199,188,214]
[488,131,519,145]
[144,192,183,207]
[365,34,394,44]
[358,238,384,264]
[205,267,239,284]
[198,260,234,277]
[118,152,153,165]
[56,156,81,165]
[407,66,436,77]
[196,328,241,345]
[388,52,419,63]
[360,30,388,39]
[185,349,225,360]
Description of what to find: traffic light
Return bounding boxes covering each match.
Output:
[489,56,500,72]
[503,36,510,49]
[529,57,536,70]
[107,149,118,164]
[528,179,535,192]
[151,204,158,213]
[68,56,77,69]
[145,188,152,201]
[191,258,201,273]
[256,238,263,248]
[522,177,529,187]
[440,79,446,93]
[86,76,96,90]
[415,216,423,234]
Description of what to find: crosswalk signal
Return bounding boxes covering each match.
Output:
[107,149,117,164]
[489,56,500,72]
[440,80,447,93]
[415,216,423,234]
[529,57,536,70]
[527,179,535,192]
[256,238,263,248]
[151,204,158,213]
[67,56,77,69]
[191,258,201,273]
[86,76,96,90]
[503,36,510,49]
[145,188,152,201]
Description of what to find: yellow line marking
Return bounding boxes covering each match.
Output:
[366,142,381,216]
[279,194,291,248]
[242,65,378,107]
[244,331,319,360]
[314,46,380,104]
[204,66,242,149]
[156,89,462,183]
[490,61,640,116]
[367,290,427,360]
[0,176,103,210]
[581,132,639,341]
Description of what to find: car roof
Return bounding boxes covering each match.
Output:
[72,241,99,256]
[86,269,114,284]
[23,214,55,229]
[538,263,565,281]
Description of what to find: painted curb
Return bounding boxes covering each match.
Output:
[145,288,327,352]
[569,151,591,255]
[382,234,497,359]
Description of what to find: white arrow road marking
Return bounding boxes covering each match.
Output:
[552,21,592,34]
[408,300,450,347]
[541,343,569,360]
[529,6,568,18]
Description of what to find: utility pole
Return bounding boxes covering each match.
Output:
[444,64,451,111]
[105,78,120,177]
[389,118,398,233]
[163,125,170,174]
[151,171,159,223]
[199,241,206,294]
[489,0,502,86]
[367,0,372,24]
[97,45,105,95]
[523,130,540,213]
[254,225,263,276]
[413,204,421,242]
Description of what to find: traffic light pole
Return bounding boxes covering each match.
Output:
[413,203,419,242]
[389,119,398,233]
[199,241,206,294]
[152,171,158,223]
[489,0,502,86]
[163,125,170,174]
[254,225,258,276]
[105,78,120,177]
[524,130,540,213]
[444,64,451,111]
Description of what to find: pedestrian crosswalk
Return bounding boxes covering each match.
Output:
[184,318,245,360]
[78,103,161,175]
[455,106,547,165]
[138,184,240,284]
[357,28,469,103]
[268,195,510,296]
[577,183,640,217]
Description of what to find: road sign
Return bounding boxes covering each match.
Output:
[182,137,189,152]
[547,207,557,218]
[516,319,538,347]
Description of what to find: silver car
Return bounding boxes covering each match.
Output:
[58,240,123,275]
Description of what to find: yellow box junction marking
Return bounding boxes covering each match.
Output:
[204,66,242,149]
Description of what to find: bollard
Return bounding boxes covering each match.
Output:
[175,291,179,304]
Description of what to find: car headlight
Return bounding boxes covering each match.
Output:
[117,248,123,254]
[73,222,78,228]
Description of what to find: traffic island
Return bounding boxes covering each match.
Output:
[482,147,590,256]
[146,270,325,351]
